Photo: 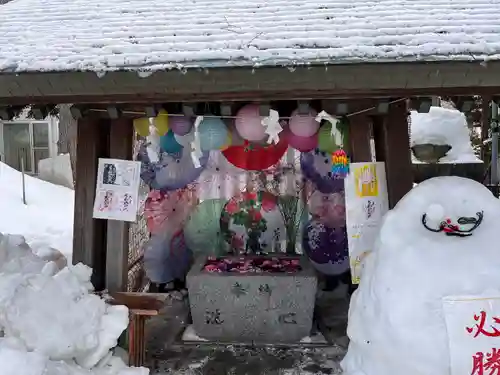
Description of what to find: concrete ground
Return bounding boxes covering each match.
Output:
[142,285,350,375]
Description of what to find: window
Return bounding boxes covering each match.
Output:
[2,121,50,174]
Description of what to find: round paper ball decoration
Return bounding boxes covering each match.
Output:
[133,117,151,137]
[169,115,192,136]
[219,131,232,150]
[199,117,228,151]
[318,123,340,153]
[302,219,349,276]
[160,130,183,154]
[286,128,318,152]
[289,108,319,137]
[184,199,228,256]
[235,104,267,142]
[153,110,170,135]
[137,143,209,191]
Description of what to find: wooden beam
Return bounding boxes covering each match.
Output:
[372,100,413,208]
[106,118,133,293]
[72,116,109,291]
[2,61,500,105]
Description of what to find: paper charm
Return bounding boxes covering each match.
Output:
[190,116,204,168]
[331,149,349,178]
[146,123,160,163]
[316,110,343,146]
[262,109,283,145]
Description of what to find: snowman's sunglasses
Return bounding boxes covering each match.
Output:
[421,211,484,237]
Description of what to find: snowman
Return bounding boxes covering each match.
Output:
[341,176,500,375]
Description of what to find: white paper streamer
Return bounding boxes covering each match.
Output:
[315,110,343,146]
[262,109,283,145]
[146,121,160,163]
[190,116,204,168]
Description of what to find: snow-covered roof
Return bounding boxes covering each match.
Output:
[1,0,500,73]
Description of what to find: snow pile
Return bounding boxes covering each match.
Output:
[341,176,500,375]
[410,106,481,163]
[0,162,74,262]
[0,233,149,375]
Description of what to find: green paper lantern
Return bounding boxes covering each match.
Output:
[184,199,228,256]
[318,120,349,153]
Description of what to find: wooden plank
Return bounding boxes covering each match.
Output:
[372,100,413,208]
[106,117,133,293]
[481,96,491,163]
[72,116,109,291]
[348,114,373,162]
[2,61,500,104]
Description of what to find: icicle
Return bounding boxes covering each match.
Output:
[262,109,282,145]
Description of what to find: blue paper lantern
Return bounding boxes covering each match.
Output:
[160,130,183,154]
[199,117,228,151]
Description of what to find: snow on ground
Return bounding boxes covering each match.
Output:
[0,162,74,262]
[2,0,500,72]
[342,176,500,375]
[410,106,482,164]
[0,233,148,375]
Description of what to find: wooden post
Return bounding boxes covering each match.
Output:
[106,118,133,293]
[72,115,110,291]
[347,114,373,163]
[372,100,413,208]
[481,96,491,164]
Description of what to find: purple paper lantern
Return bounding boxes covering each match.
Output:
[300,149,345,193]
[302,219,349,276]
[169,115,192,136]
[235,104,267,141]
[289,108,319,137]
[137,143,209,191]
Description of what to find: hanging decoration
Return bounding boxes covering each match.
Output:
[133,117,152,137]
[198,116,228,151]
[219,131,232,150]
[220,190,286,255]
[222,138,288,171]
[318,123,340,153]
[421,211,484,237]
[152,110,170,135]
[137,142,209,191]
[302,219,349,276]
[331,149,349,178]
[174,128,195,147]
[308,186,346,229]
[169,115,192,136]
[190,116,204,168]
[286,128,318,152]
[289,108,319,137]
[146,123,161,163]
[144,188,198,235]
[184,198,228,256]
[300,149,346,193]
[261,109,283,145]
[235,104,267,141]
[160,129,183,154]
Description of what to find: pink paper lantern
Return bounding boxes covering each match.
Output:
[286,128,318,152]
[289,108,319,137]
[169,115,192,136]
[235,104,267,141]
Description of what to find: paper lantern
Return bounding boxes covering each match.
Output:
[174,129,195,147]
[137,143,209,191]
[152,110,169,135]
[302,219,349,276]
[169,115,192,136]
[133,117,151,137]
[219,131,232,150]
[199,117,228,151]
[300,149,345,193]
[160,130,183,154]
[286,128,318,152]
[184,199,228,256]
[289,108,319,137]
[222,139,288,171]
[318,123,340,153]
[235,104,267,141]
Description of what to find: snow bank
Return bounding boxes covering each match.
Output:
[0,162,74,262]
[410,106,481,163]
[341,176,500,375]
[0,233,148,375]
